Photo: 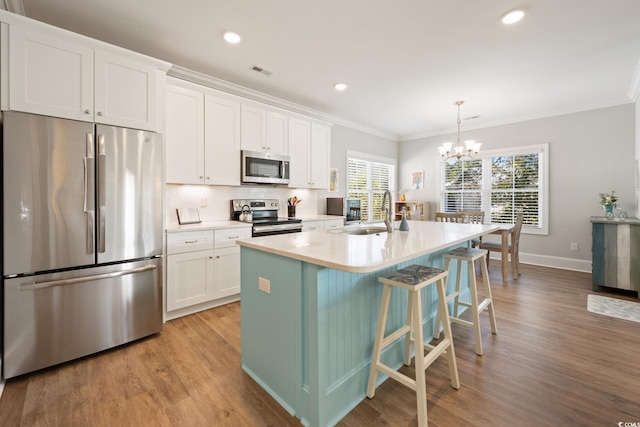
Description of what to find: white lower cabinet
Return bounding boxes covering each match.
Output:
[166,227,250,318]
[167,248,214,311]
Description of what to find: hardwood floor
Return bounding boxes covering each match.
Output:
[1,264,638,426]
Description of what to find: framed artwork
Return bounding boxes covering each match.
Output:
[329,168,338,192]
[411,170,424,190]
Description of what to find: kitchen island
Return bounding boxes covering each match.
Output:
[237,220,498,427]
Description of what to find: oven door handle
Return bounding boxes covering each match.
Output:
[253,223,303,234]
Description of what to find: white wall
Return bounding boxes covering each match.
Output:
[399,104,636,271]
[317,125,398,212]
[636,97,640,218]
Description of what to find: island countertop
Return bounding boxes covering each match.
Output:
[237,220,499,273]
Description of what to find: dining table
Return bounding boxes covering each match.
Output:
[488,224,516,283]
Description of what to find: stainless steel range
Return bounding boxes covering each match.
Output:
[231,199,302,237]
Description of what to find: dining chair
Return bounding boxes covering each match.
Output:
[458,210,485,247]
[479,213,523,279]
[458,210,485,224]
[434,212,464,223]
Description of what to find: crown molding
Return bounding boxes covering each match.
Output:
[168,65,398,142]
[1,0,24,14]
[627,58,640,102]
[399,100,634,142]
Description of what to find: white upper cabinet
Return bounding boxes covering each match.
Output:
[8,25,94,121]
[165,78,241,186]
[310,122,331,189]
[165,83,205,184]
[266,110,288,155]
[94,50,159,130]
[288,116,312,188]
[1,15,170,131]
[204,93,241,186]
[241,103,288,156]
[289,116,331,189]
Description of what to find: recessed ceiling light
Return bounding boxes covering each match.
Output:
[501,9,525,24]
[223,31,241,44]
[334,83,347,91]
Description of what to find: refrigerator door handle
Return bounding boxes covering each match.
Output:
[19,264,157,291]
[97,133,106,253]
[84,133,95,254]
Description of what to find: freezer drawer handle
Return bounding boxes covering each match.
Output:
[19,265,157,291]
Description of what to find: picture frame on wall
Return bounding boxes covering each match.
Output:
[329,168,338,192]
[411,170,424,190]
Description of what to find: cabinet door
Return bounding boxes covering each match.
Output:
[166,250,215,311]
[204,93,241,185]
[165,84,205,184]
[94,50,158,131]
[288,116,311,188]
[310,122,331,189]
[240,104,266,152]
[213,247,241,299]
[9,26,94,121]
[266,110,288,155]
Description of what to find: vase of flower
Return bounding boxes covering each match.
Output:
[599,190,617,215]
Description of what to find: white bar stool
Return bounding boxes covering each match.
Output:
[367,264,460,427]
[435,247,497,356]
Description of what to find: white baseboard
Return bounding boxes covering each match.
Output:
[489,251,591,273]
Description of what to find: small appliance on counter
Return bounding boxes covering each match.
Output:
[327,197,362,223]
[231,199,302,236]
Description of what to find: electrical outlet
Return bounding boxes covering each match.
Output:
[200,197,208,207]
[570,242,579,251]
[258,277,271,294]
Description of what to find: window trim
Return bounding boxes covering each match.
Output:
[437,143,549,235]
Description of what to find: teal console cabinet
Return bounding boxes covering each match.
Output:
[591,216,640,296]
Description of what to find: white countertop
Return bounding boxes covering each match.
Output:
[166,220,252,233]
[237,220,499,273]
[297,215,345,221]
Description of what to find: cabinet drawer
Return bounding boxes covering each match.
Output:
[215,227,251,248]
[167,231,214,254]
[324,219,344,229]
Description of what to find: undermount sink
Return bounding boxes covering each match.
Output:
[341,226,388,235]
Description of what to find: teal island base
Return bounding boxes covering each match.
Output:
[240,244,469,427]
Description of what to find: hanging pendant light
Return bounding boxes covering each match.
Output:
[438,100,481,161]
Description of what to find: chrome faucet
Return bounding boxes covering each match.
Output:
[382,189,394,233]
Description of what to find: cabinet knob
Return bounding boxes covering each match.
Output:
[216,255,221,259]
[206,176,211,180]
[209,256,213,259]
[84,109,91,114]
[97,111,103,116]
[199,176,203,179]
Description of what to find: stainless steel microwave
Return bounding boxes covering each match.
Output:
[241,150,290,185]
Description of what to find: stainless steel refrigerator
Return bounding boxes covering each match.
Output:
[2,111,163,378]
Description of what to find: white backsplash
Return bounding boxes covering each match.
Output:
[165,184,319,225]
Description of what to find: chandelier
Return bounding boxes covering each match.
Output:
[438,100,481,161]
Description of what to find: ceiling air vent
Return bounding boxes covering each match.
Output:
[251,65,272,76]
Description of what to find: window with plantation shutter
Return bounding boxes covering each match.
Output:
[347,152,396,222]
[439,144,548,235]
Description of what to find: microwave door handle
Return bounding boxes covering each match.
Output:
[97,133,106,253]
[281,161,285,179]
[84,133,95,254]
